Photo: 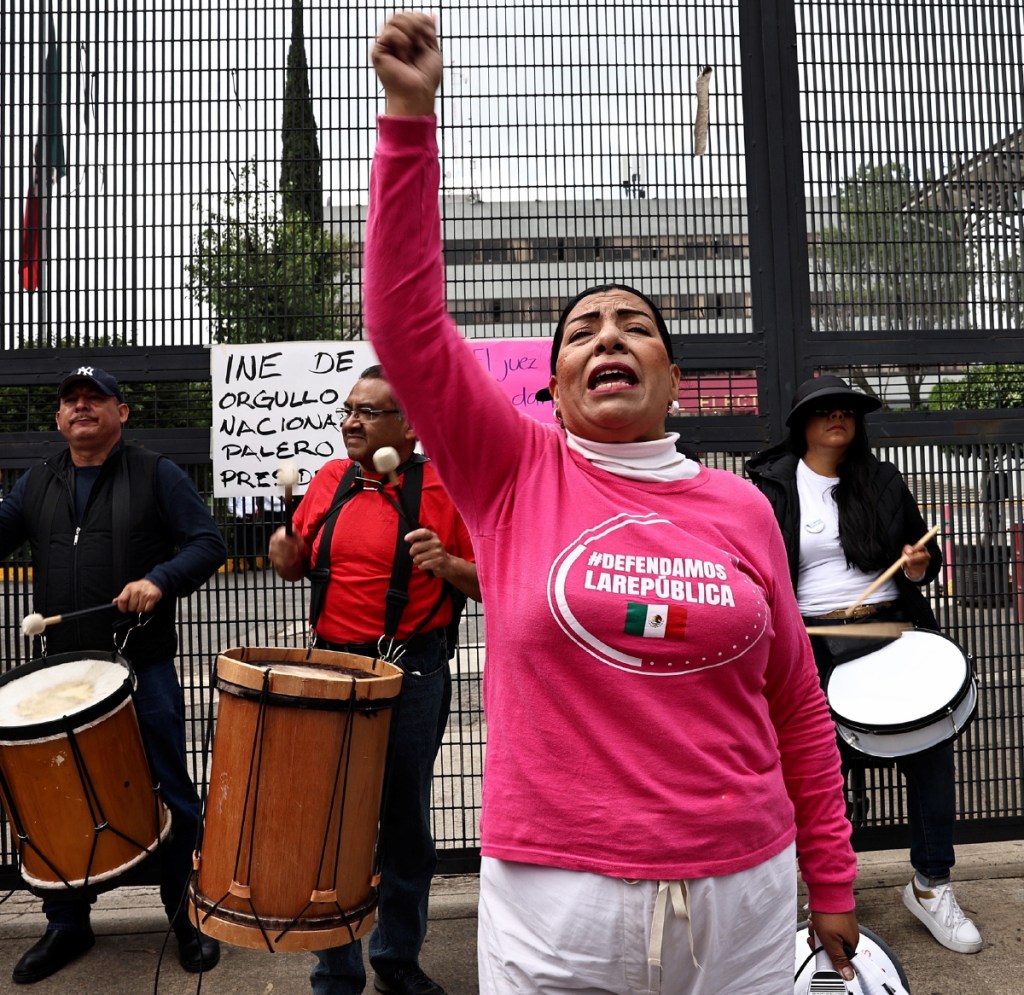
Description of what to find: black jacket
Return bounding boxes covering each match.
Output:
[10,442,226,666]
[745,444,941,630]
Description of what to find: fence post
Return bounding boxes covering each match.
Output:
[738,0,812,442]
[1012,522,1024,623]
[943,503,953,595]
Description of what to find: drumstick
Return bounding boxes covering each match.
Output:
[843,524,940,617]
[805,622,913,639]
[21,603,118,637]
[278,462,299,535]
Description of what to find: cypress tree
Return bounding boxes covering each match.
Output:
[280,0,322,224]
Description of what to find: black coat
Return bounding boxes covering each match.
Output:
[745,444,941,630]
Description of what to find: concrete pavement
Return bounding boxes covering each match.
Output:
[0,840,1020,994]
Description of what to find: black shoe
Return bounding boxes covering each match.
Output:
[373,963,447,995]
[173,921,221,974]
[12,928,95,984]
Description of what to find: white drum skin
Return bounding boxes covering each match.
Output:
[825,630,977,758]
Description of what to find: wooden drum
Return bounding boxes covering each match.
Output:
[189,646,403,952]
[0,651,171,892]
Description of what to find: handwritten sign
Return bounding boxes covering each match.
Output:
[210,342,376,497]
[210,338,556,497]
[469,338,555,422]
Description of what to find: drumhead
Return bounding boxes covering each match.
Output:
[216,646,404,709]
[794,922,911,994]
[0,652,131,740]
[826,630,971,732]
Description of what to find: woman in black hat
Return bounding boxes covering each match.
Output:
[746,375,983,955]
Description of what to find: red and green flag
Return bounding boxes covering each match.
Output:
[21,11,66,292]
[624,602,688,639]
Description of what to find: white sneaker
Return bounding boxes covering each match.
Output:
[902,879,983,953]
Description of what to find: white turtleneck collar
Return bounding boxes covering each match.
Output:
[565,430,700,482]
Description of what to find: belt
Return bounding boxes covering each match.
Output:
[314,628,443,658]
[810,601,893,621]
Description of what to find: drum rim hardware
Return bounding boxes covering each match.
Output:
[825,630,979,758]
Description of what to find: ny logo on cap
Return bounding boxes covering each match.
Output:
[74,366,96,376]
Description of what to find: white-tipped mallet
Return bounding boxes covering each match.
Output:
[21,614,46,637]
[373,447,421,530]
[373,447,434,577]
[372,446,401,480]
[22,603,118,638]
[278,462,299,535]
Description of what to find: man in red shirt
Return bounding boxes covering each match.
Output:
[269,366,478,995]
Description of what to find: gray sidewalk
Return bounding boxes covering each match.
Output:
[0,840,1020,994]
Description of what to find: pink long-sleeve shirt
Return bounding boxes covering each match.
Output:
[365,115,856,912]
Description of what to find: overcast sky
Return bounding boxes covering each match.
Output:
[3,1,1019,345]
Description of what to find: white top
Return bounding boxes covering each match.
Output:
[795,460,898,616]
[565,431,701,482]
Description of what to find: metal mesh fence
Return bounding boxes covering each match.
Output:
[2,0,1023,887]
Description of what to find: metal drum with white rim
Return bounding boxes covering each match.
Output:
[825,629,977,758]
[794,922,911,994]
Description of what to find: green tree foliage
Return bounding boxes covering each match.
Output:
[120,381,212,430]
[186,162,352,344]
[186,5,345,344]
[0,384,61,435]
[280,0,322,224]
[929,364,1024,410]
[811,161,975,407]
[0,379,211,434]
[0,337,211,434]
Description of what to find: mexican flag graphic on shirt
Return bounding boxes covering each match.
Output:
[623,602,688,639]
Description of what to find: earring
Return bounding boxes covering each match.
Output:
[668,400,681,416]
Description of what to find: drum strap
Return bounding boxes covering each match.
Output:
[382,458,426,642]
[376,460,454,649]
[307,463,362,635]
[307,456,447,647]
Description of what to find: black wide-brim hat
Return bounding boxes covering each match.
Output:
[785,374,881,427]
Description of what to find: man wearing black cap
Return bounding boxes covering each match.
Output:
[0,367,227,983]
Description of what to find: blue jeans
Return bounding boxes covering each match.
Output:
[43,658,203,930]
[895,741,957,881]
[310,633,451,995]
[807,617,956,880]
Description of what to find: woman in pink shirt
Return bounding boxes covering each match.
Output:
[366,14,859,994]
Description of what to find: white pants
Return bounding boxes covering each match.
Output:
[478,844,797,995]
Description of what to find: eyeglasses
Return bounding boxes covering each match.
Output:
[337,405,402,423]
[812,407,856,418]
